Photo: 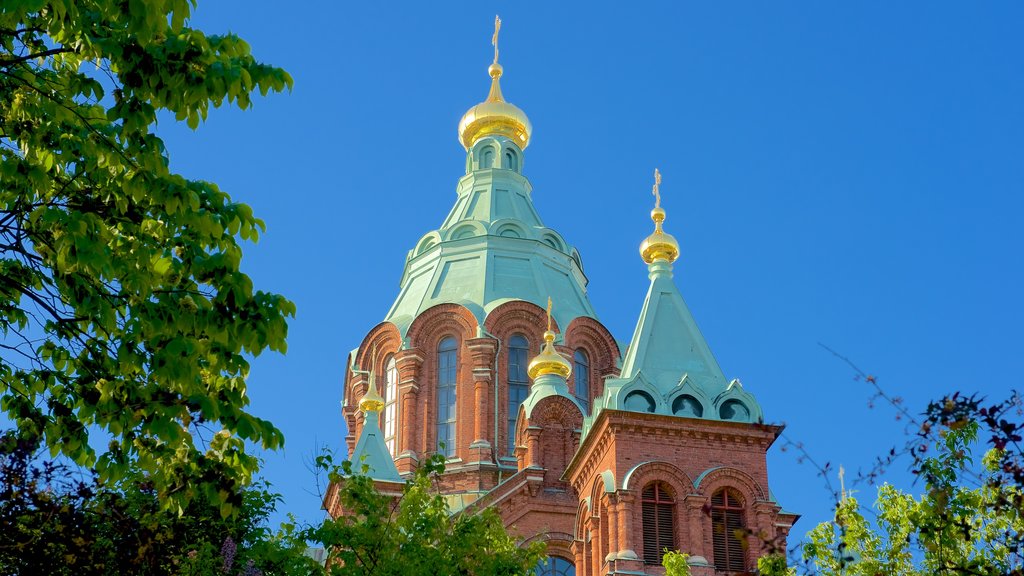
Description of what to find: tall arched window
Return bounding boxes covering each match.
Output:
[711,488,746,572]
[507,334,530,456]
[436,337,458,457]
[641,482,675,565]
[383,355,399,456]
[574,349,590,413]
[534,556,575,576]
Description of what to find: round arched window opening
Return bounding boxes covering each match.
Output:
[624,390,655,413]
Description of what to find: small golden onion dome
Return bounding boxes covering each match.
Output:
[358,376,385,413]
[527,329,572,380]
[640,207,680,264]
[458,62,533,150]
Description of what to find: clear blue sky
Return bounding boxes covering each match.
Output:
[159,1,1023,542]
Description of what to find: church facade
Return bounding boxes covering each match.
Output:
[326,21,797,576]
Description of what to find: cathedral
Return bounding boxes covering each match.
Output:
[325,19,797,576]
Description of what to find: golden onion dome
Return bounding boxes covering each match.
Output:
[358,375,385,413]
[640,207,680,264]
[527,329,572,380]
[458,18,532,150]
[640,169,680,264]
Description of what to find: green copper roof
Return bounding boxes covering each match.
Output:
[587,260,762,430]
[348,410,402,483]
[520,372,583,420]
[386,136,598,334]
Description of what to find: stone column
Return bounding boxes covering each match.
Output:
[572,539,585,576]
[466,337,498,463]
[394,349,423,475]
[525,426,542,468]
[606,493,620,564]
[616,491,642,569]
[683,494,710,568]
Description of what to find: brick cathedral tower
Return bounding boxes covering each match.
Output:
[327,18,797,576]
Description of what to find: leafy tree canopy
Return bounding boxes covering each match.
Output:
[306,453,546,576]
[764,393,1024,576]
[1,0,294,514]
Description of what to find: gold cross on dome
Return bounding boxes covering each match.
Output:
[546,297,553,332]
[492,15,502,65]
[652,168,662,209]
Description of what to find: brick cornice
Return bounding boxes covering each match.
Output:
[565,409,783,488]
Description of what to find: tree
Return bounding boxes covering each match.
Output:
[0,430,317,575]
[0,1,294,513]
[304,453,546,576]
[773,393,1024,576]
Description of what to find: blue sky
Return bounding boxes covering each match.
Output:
[159,1,1023,544]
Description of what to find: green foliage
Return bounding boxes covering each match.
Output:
[802,422,1024,575]
[0,1,294,513]
[758,553,796,576]
[303,452,545,576]
[0,431,317,575]
[662,550,691,576]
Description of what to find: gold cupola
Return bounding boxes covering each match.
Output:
[639,169,681,264]
[359,371,385,414]
[527,298,572,380]
[458,16,532,150]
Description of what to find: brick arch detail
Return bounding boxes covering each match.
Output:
[523,531,575,561]
[694,466,766,504]
[352,321,403,379]
[694,467,769,571]
[621,460,694,496]
[346,322,403,441]
[484,300,552,457]
[565,316,620,402]
[529,394,584,430]
[575,498,591,540]
[403,303,478,459]
[405,303,478,347]
[483,300,558,339]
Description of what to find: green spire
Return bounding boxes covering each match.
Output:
[586,176,762,430]
[349,372,401,483]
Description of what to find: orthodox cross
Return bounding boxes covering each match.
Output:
[652,168,662,209]
[546,296,553,333]
[492,15,502,64]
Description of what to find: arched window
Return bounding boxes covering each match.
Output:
[383,355,399,456]
[504,150,518,171]
[436,337,458,457]
[573,349,590,413]
[641,482,675,565]
[481,147,494,169]
[711,489,746,572]
[507,334,530,455]
[534,556,575,576]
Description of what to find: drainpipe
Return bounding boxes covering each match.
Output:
[477,325,504,478]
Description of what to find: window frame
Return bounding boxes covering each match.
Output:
[507,334,530,456]
[641,482,676,565]
[436,336,459,457]
[711,488,747,573]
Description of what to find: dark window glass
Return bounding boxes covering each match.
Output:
[641,482,675,564]
[436,337,458,457]
[574,349,590,413]
[507,334,529,455]
[534,556,575,576]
